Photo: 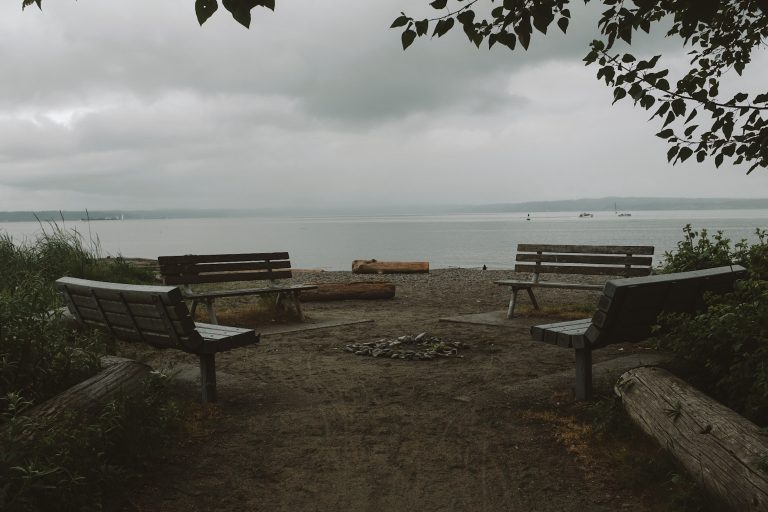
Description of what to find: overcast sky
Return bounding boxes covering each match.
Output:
[1,0,767,211]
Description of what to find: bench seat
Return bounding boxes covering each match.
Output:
[529,265,746,400]
[184,283,317,300]
[194,322,260,352]
[494,280,604,291]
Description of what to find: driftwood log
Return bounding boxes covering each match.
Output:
[300,281,395,301]
[615,367,768,511]
[352,259,429,274]
[25,357,151,422]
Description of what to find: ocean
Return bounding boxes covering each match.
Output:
[1,209,767,270]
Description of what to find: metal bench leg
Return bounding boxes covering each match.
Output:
[574,347,593,401]
[292,291,305,321]
[205,298,218,325]
[506,288,520,319]
[526,288,540,310]
[199,353,217,403]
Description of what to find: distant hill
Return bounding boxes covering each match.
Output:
[0,197,767,222]
[461,197,768,213]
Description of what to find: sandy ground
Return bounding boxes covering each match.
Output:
[125,269,670,512]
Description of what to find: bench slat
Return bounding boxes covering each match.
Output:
[183,284,317,300]
[517,244,655,255]
[516,254,653,266]
[514,264,651,277]
[157,252,290,264]
[495,279,605,290]
[163,270,293,285]
[160,260,292,275]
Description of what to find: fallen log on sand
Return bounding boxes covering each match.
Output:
[615,366,768,511]
[25,356,151,422]
[352,259,429,274]
[300,281,395,301]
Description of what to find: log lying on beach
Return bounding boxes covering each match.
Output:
[615,366,768,511]
[300,281,395,301]
[26,357,151,422]
[352,259,429,274]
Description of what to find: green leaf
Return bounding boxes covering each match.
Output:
[671,98,686,117]
[696,151,706,163]
[433,18,454,37]
[657,129,674,139]
[222,0,251,28]
[401,29,417,50]
[754,93,768,104]
[497,32,516,50]
[678,147,693,162]
[557,17,569,33]
[621,54,636,63]
[391,15,409,28]
[715,153,724,168]
[430,0,448,9]
[613,87,627,104]
[22,0,42,10]
[415,19,429,36]
[195,0,218,25]
[667,146,679,162]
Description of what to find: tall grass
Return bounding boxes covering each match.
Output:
[0,226,183,511]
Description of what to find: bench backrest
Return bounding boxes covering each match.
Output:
[158,252,293,286]
[515,244,654,278]
[586,265,747,348]
[56,277,206,353]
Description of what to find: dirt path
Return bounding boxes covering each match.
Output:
[129,269,667,511]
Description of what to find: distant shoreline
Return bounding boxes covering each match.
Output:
[2,196,768,222]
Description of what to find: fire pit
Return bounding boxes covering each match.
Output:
[344,332,466,360]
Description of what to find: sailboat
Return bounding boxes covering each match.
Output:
[615,202,631,217]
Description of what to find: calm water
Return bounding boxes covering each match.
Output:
[2,210,767,270]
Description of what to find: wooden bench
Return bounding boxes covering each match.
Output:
[157,252,317,325]
[530,265,746,400]
[55,277,259,403]
[495,244,655,318]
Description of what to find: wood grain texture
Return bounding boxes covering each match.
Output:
[616,367,768,512]
[351,260,429,274]
[299,282,395,301]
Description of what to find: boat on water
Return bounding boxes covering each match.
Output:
[578,212,594,218]
[614,202,632,217]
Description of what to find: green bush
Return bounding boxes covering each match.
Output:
[657,225,768,425]
[1,373,184,512]
[0,226,181,510]
[0,227,154,407]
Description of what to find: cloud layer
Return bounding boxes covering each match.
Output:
[0,0,766,210]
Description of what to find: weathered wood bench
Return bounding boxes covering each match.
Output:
[495,244,655,318]
[530,265,746,400]
[55,276,259,403]
[157,252,317,325]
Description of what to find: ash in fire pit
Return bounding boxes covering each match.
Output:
[344,332,466,360]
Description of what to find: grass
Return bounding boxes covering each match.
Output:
[0,225,184,511]
[528,393,718,512]
[193,294,304,327]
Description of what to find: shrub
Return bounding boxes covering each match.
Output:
[656,225,768,425]
[1,373,184,512]
[0,227,181,510]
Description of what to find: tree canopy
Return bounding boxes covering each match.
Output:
[22,0,768,173]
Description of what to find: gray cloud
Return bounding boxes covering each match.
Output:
[0,0,765,211]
